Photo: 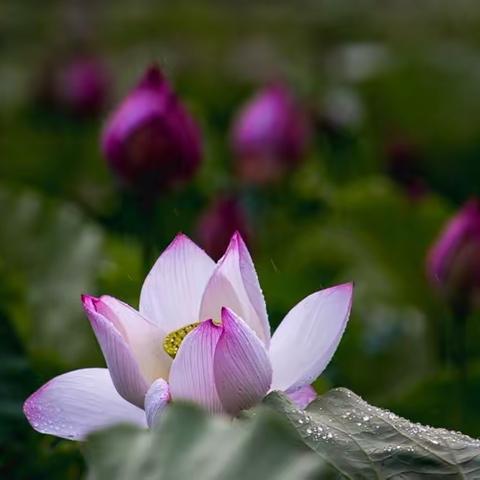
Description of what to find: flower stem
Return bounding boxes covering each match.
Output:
[137,194,158,277]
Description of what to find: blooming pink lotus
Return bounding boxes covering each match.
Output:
[24,233,353,440]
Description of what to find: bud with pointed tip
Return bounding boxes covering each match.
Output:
[101,66,202,193]
[427,199,480,309]
[196,195,251,260]
[230,84,310,184]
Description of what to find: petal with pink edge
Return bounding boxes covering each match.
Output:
[269,283,353,392]
[93,295,170,382]
[140,234,216,332]
[285,385,317,409]
[23,368,147,441]
[213,307,272,415]
[200,232,270,345]
[83,296,149,408]
[144,378,170,428]
[169,319,223,413]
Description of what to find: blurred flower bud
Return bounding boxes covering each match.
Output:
[230,84,310,184]
[36,54,110,116]
[427,199,480,309]
[101,65,202,193]
[385,137,427,200]
[196,195,251,259]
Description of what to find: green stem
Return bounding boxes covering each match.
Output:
[137,195,158,277]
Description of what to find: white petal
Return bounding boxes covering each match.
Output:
[23,368,147,441]
[83,296,149,408]
[199,232,270,345]
[269,283,353,391]
[144,378,170,428]
[140,234,216,332]
[96,295,171,382]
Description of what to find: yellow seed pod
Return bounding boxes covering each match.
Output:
[163,322,200,358]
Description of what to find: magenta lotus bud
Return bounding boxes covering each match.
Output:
[101,66,202,192]
[35,54,109,116]
[196,196,251,259]
[427,199,480,307]
[56,56,110,115]
[230,84,310,184]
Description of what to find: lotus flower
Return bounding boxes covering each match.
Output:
[101,65,202,192]
[231,84,310,184]
[427,199,480,308]
[24,233,353,440]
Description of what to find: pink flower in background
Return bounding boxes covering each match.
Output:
[57,56,110,116]
[231,84,310,184]
[36,54,110,116]
[427,199,480,306]
[24,232,353,440]
[196,195,251,259]
[101,65,202,192]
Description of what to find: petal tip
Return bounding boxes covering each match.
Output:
[81,294,98,311]
[23,383,48,428]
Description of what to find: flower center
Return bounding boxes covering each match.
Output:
[163,322,200,358]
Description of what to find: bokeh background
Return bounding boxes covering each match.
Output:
[3,0,480,477]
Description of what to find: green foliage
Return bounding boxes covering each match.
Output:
[0,186,103,368]
[85,402,328,480]
[266,390,480,478]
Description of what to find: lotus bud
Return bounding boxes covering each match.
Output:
[427,199,480,309]
[196,195,250,259]
[101,65,202,192]
[37,54,110,116]
[230,84,310,184]
[57,56,110,115]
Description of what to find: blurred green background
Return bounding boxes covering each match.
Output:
[3,0,480,478]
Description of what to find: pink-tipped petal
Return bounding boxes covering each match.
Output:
[144,378,170,428]
[169,319,224,413]
[269,283,353,392]
[200,232,270,345]
[213,307,272,415]
[83,296,149,408]
[23,368,147,441]
[93,295,170,383]
[285,385,317,409]
[140,234,216,332]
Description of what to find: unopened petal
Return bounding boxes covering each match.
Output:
[269,283,353,392]
[140,234,216,332]
[214,307,272,415]
[200,232,270,345]
[144,378,170,428]
[169,320,223,413]
[93,295,170,382]
[83,296,149,408]
[23,368,146,441]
